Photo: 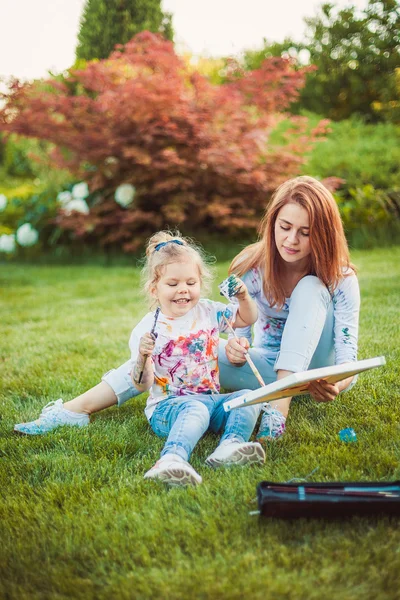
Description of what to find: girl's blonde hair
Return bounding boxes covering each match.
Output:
[142,231,214,307]
[230,176,355,308]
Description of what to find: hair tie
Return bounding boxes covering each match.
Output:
[154,240,184,252]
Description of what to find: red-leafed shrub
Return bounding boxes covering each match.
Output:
[0,32,328,252]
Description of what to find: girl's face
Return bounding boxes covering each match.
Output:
[152,259,201,318]
[274,202,311,268]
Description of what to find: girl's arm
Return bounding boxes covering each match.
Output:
[131,332,155,392]
[231,279,258,328]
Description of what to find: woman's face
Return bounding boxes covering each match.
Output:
[274,202,311,268]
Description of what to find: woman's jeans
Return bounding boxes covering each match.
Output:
[102,276,345,408]
[149,391,260,462]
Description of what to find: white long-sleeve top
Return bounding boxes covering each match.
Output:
[234,267,360,366]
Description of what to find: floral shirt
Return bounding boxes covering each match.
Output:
[235,267,360,366]
[129,299,238,420]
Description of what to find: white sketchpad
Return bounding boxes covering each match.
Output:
[223,356,386,412]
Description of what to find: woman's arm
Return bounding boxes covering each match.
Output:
[333,274,360,364]
[308,274,360,402]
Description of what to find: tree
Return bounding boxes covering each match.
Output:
[300,0,400,120]
[243,1,400,122]
[76,0,173,61]
[0,33,327,252]
[243,39,301,72]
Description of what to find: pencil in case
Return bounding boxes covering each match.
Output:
[257,481,400,519]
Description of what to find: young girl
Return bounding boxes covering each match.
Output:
[16,232,265,485]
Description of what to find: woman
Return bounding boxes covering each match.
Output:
[15,176,360,441]
[219,175,359,440]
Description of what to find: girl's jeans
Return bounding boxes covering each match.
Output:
[149,391,260,462]
[102,276,353,408]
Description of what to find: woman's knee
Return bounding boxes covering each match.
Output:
[291,275,331,304]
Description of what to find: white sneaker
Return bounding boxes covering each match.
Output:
[205,439,265,468]
[144,454,202,486]
[256,404,286,442]
[14,399,89,435]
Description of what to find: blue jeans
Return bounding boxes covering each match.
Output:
[149,391,260,461]
[102,276,353,405]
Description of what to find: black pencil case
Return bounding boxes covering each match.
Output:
[257,481,400,519]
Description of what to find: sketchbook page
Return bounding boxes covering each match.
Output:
[223,356,386,411]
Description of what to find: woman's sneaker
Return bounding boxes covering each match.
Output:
[256,404,286,442]
[14,399,89,435]
[205,440,265,468]
[144,454,202,486]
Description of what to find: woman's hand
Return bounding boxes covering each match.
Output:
[225,336,250,367]
[308,375,354,403]
[308,379,340,402]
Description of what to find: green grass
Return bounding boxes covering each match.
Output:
[1,247,400,600]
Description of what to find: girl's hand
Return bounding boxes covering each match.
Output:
[231,277,249,301]
[308,379,340,402]
[225,337,250,366]
[139,332,156,357]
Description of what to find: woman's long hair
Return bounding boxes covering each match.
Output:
[229,176,354,308]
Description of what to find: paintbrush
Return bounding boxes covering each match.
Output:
[138,307,160,384]
[222,314,266,388]
[218,275,265,387]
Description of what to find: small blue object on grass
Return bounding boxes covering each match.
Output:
[339,428,357,442]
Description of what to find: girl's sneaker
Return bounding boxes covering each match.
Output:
[256,404,286,442]
[205,440,265,468]
[14,399,89,435]
[144,454,202,486]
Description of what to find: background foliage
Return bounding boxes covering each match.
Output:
[0,32,324,252]
[301,114,400,246]
[243,0,400,122]
[1,2,400,258]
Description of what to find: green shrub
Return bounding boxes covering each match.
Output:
[337,185,400,248]
[303,116,400,190]
[3,137,37,178]
[0,178,39,201]
[0,134,71,190]
[300,114,400,247]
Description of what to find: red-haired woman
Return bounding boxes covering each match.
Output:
[219,175,360,440]
[15,177,360,442]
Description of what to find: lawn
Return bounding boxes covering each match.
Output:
[1,247,400,600]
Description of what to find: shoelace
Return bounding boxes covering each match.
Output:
[262,405,285,434]
[39,399,62,419]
